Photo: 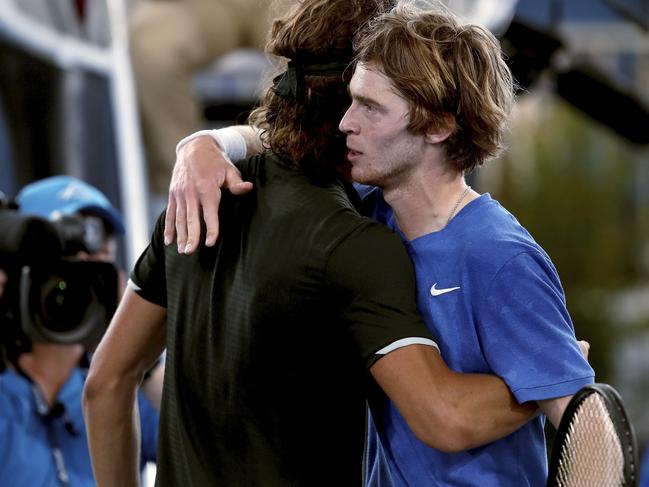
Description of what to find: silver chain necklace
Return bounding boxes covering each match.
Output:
[446,185,471,227]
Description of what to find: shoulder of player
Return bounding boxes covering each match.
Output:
[459,199,548,266]
[456,215,556,292]
[463,236,552,279]
[326,217,410,268]
[235,153,359,208]
[232,152,267,179]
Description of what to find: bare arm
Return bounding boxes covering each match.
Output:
[83,288,167,487]
[373,338,592,451]
[370,345,538,453]
[538,396,572,429]
[165,125,262,254]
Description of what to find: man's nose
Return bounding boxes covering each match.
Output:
[339,106,356,134]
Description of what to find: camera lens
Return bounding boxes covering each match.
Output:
[39,273,93,333]
[20,260,117,346]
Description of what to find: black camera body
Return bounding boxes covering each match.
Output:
[0,203,118,351]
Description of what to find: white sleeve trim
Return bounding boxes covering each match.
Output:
[376,337,440,355]
[127,278,141,292]
[175,128,247,162]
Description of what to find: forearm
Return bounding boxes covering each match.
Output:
[443,369,539,448]
[538,395,572,429]
[371,345,537,452]
[84,374,142,486]
[83,289,166,485]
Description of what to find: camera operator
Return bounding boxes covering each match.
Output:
[0,176,161,486]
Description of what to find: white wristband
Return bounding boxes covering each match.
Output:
[175,128,247,162]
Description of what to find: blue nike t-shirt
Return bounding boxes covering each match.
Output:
[357,185,595,487]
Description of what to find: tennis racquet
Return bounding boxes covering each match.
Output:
[547,383,638,487]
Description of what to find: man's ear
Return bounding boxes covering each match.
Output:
[424,113,455,144]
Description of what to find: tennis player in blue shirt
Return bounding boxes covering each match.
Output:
[163,4,593,486]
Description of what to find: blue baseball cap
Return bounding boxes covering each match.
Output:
[16,175,125,235]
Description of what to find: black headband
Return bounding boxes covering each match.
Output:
[274,60,350,99]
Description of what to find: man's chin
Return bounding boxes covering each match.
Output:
[350,167,375,186]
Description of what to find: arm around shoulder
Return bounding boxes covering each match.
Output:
[370,344,538,453]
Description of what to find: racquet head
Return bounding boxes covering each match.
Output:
[547,383,638,487]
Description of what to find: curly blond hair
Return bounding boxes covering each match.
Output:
[353,3,515,173]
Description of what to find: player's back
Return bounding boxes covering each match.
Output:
[152,153,422,486]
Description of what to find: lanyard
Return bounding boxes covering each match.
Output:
[31,383,72,486]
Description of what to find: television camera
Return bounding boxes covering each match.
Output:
[0,194,118,356]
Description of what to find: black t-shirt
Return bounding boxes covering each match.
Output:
[131,153,432,486]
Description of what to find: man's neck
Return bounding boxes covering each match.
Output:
[17,343,84,406]
[383,164,475,240]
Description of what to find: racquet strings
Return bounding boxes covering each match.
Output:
[554,392,625,487]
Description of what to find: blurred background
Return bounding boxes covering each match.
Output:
[0,0,647,476]
[465,0,649,458]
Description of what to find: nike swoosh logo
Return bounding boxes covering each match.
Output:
[430,283,461,297]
